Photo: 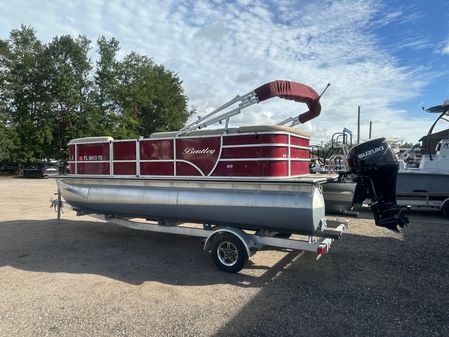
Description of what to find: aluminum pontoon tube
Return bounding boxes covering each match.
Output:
[56,177,326,234]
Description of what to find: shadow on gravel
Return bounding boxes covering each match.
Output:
[212,218,449,337]
[1,217,448,336]
[0,219,303,287]
[338,207,447,224]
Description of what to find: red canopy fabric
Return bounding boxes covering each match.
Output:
[254,80,321,123]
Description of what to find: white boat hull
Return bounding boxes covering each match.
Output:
[397,171,449,196]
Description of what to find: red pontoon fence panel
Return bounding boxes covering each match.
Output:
[68,127,311,178]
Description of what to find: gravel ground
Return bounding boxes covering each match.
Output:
[0,176,448,337]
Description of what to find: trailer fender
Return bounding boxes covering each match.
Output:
[204,227,252,258]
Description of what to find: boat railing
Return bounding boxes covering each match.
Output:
[309,128,352,173]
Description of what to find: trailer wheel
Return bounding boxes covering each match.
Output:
[211,233,248,273]
[442,200,449,218]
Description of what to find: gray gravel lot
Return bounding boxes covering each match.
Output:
[0,176,448,337]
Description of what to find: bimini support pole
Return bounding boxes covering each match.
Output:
[177,91,257,136]
[277,83,330,127]
[179,80,325,135]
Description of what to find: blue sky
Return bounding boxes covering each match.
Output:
[375,1,449,108]
[1,0,449,143]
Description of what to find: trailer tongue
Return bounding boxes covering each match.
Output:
[53,80,408,272]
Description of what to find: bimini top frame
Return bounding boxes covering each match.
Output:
[178,80,323,136]
[425,99,449,160]
[278,83,330,128]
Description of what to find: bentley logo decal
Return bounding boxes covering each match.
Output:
[182,147,216,156]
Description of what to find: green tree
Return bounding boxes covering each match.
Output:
[401,142,415,148]
[138,64,191,135]
[0,26,192,165]
[46,34,92,160]
[0,112,16,160]
[114,52,191,138]
[93,36,120,135]
[0,39,12,159]
[0,25,51,164]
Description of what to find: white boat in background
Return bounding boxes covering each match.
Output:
[397,100,449,217]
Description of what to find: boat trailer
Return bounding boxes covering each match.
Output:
[51,195,348,273]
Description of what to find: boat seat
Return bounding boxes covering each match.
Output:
[68,136,114,144]
[237,125,311,138]
[150,128,238,138]
[150,125,310,139]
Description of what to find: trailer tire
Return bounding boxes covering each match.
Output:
[211,233,248,273]
[442,200,449,218]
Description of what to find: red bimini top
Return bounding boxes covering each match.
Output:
[254,80,321,124]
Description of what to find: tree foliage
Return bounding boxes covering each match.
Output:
[0,26,50,163]
[0,25,191,164]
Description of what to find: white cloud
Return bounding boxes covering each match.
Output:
[442,41,449,54]
[0,0,436,143]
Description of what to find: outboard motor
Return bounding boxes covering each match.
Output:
[347,138,409,232]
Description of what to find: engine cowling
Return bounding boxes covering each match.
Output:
[347,138,409,231]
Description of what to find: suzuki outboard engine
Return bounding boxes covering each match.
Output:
[347,138,409,231]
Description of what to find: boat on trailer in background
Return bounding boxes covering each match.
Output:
[307,128,358,215]
[54,80,408,272]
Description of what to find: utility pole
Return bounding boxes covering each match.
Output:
[369,121,372,139]
[357,106,360,144]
